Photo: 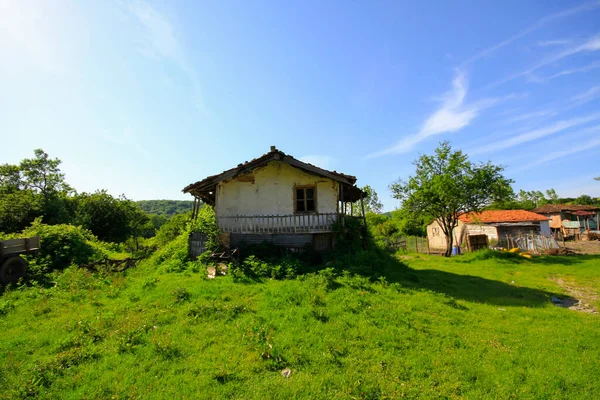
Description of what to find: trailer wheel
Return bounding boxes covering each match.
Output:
[0,256,27,285]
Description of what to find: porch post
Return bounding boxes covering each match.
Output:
[360,191,367,226]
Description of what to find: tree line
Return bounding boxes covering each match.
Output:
[362,142,599,257]
[0,149,166,244]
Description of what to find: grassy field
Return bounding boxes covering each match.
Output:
[1,252,599,399]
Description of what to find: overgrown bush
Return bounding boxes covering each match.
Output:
[20,219,107,271]
[229,255,303,282]
[190,207,219,252]
[154,213,191,247]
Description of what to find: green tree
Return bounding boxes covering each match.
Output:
[574,194,594,205]
[545,188,559,203]
[0,191,41,233]
[76,191,134,242]
[390,141,513,257]
[362,185,383,214]
[19,149,72,197]
[0,149,74,231]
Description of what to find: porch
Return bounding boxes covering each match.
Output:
[217,213,356,234]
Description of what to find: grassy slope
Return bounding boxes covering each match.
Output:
[1,253,599,399]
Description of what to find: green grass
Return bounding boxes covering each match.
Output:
[1,252,599,399]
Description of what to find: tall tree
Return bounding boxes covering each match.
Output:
[19,149,72,198]
[353,185,384,215]
[545,188,559,203]
[0,149,74,231]
[390,141,513,257]
[574,194,594,205]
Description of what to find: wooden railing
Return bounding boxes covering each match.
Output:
[217,213,342,234]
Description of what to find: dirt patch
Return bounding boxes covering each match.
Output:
[562,240,600,255]
[550,277,598,314]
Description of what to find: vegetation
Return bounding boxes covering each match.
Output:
[390,141,514,256]
[1,146,599,398]
[1,248,598,398]
[137,200,195,217]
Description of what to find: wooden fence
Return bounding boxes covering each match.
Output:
[217,213,342,234]
[381,235,430,254]
[501,233,559,254]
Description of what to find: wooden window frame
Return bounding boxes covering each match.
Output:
[294,185,317,214]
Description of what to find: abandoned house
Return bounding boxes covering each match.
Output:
[531,204,600,236]
[427,210,551,251]
[183,146,365,251]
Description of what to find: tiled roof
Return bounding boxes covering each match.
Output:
[182,146,363,205]
[459,210,549,224]
[532,204,600,213]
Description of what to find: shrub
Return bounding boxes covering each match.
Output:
[21,219,106,271]
[229,255,301,281]
[148,232,189,272]
[154,213,191,247]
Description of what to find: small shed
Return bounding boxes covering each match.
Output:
[427,210,551,251]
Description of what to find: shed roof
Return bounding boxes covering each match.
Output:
[532,204,600,213]
[182,146,363,205]
[459,210,549,224]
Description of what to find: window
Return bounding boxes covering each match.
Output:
[295,186,316,213]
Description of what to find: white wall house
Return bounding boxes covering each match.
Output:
[183,146,364,250]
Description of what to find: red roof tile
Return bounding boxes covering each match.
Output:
[459,210,549,224]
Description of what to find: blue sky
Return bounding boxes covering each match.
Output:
[1,0,599,211]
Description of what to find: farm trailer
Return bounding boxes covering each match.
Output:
[0,236,40,284]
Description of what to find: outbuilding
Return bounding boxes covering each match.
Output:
[427,210,551,251]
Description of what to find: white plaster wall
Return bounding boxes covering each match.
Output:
[427,220,466,250]
[539,220,552,236]
[215,161,338,217]
[465,224,499,240]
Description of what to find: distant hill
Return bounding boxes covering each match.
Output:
[137,200,195,216]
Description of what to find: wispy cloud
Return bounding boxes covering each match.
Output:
[569,86,600,106]
[368,72,507,157]
[528,60,600,82]
[505,110,557,124]
[537,39,572,46]
[460,1,600,66]
[127,1,205,113]
[485,34,600,89]
[470,113,600,155]
[515,125,600,171]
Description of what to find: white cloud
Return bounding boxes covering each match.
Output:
[368,72,504,157]
[537,39,572,46]
[470,113,600,155]
[529,60,600,82]
[505,110,557,124]
[127,1,205,113]
[299,155,337,170]
[569,86,600,106]
[514,125,600,171]
[485,34,600,89]
[460,1,600,66]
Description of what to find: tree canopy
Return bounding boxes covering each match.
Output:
[390,141,513,256]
